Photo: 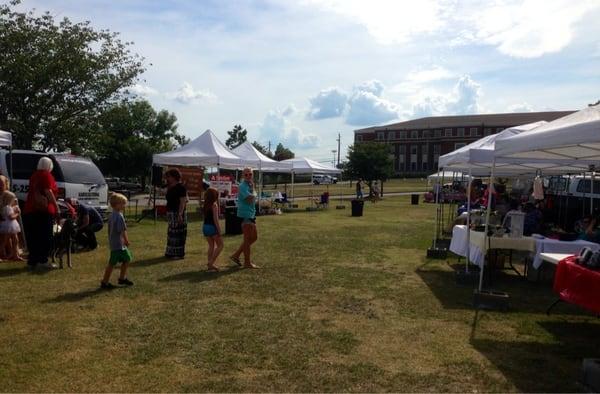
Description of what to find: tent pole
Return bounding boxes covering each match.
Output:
[591,170,595,215]
[432,166,441,249]
[291,171,295,204]
[479,158,496,292]
[465,167,472,273]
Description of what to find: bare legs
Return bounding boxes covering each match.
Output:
[102,262,129,284]
[231,223,258,268]
[206,236,223,271]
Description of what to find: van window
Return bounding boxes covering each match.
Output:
[6,153,65,182]
[548,177,568,193]
[54,156,106,184]
[576,179,600,194]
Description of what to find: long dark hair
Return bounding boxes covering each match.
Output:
[203,187,219,215]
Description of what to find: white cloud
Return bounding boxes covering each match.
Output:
[411,75,483,117]
[307,0,445,45]
[469,0,599,58]
[282,103,297,117]
[391,65,455,95]
[258,109,320,149]
[166,82,217,104]
[128,83,158,97]
[346,91,399,126]
[507,102,534,113]
[353,80,384,97]
[307,87,348,120]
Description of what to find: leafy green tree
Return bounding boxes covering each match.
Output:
[345,142,393,194]
[0,1,145,151]
[91,99,187,186]
[273,143,294,161]
[225,125,247,149]
[251,141,273,158]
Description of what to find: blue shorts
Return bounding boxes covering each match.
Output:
[202,224,218,237]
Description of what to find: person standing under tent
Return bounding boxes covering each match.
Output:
[230,167,259,269]
[164,169,188,259]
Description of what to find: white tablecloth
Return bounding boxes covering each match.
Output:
[449,225,536,268]
[532,238,600,269]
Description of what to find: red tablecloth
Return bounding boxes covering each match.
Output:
[553,256,600,314]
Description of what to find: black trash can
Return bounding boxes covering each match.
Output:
[351,199,364,217]
[411,194,419,205]
[225,207,242,235]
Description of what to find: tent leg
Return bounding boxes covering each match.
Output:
[465,167,472,273]
[479,159,496,292]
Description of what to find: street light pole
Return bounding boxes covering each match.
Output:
[331,150,336,167]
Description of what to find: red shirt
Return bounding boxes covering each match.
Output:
[24,170,59,215]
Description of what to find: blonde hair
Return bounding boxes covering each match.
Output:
[109,192,128,208]
[0,191,16,208]
[37,157,53,171]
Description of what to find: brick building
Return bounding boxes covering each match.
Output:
[353,111,574,176]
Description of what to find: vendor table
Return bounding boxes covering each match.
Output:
[539,253,572,265]
[548,256,600,315]
[532,238,600,269]
[449,225,535,267]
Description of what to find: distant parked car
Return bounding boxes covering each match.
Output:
[313,175,337,185]
[105,177,143,192]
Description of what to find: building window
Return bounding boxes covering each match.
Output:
[398,154,405,163]
[422,130,431,139]
[496,127,504,132]
[377,132,384,140]
[422,162,428,171]
[470,127,477,136]
[387,131,395,140]
[434,129,442,138]
[399,131,407,139]
[484,128,492,136]
[454,143,466,150]
[457,128,465,137]
[411,162,417,171]
[389,145,396,154]
[356,134,363,142]
[411,130,419,139]
[433,144,441,154]
[444,128,453,137]
[410,146,417,155]
[399,145,406,154]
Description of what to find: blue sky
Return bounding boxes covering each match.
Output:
[19,0,600,163]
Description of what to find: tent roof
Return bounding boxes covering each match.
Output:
[439,120,593,175]
[427,170,472,181]
[232,142,292,172]
[495,106,600,165]
[282,157,342,174]
[153,129,246,168]
[0,130,12,147]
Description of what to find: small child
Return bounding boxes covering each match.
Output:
[0,191,23,261]
[101,193,133,289]
[202,187,223,271]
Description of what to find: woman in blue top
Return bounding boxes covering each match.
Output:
[230,168,259,268]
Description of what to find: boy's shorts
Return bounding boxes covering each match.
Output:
[109,248,133,266]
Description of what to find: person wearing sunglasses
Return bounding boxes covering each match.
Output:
[230,168,259,268]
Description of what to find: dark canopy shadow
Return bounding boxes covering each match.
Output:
[471,319,600,392]
[159,266,241,283]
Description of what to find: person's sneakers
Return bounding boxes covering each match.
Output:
[100,281,116,290]
[118,278,134,286]
[37,262,58,270]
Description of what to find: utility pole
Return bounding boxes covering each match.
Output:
[268,140,271,155]
[331,150,336,167]
[336,133,341,166]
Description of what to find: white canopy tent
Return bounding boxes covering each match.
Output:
[282,157,342,202]
[153,129,249,169]
[427,170,472,185]
[0,130,12,148]
[232,142,292,173]
[495,106,600,162]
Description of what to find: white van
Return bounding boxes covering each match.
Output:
[546,175,600,230]
[0,150,109,214]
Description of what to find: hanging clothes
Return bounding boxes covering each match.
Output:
[532,176,544,200]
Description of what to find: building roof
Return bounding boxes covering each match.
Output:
[354,111,575,134]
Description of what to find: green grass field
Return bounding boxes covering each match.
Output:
[0,196,598,392]
[260,177,429,198]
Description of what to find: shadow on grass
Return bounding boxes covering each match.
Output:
[470,319,600,392]
[0,265,29,278]
[416,261,588,315]
[134,256,171,268]
[158,266,241,283]
[43,287,116,303]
